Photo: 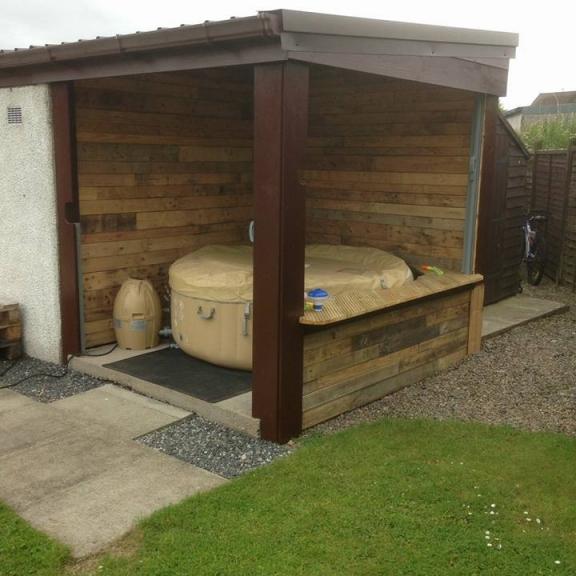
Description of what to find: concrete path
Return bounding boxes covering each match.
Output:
[52,383,189,439]
[0,387,226,557]
[483,294,569,338]
[71,347,260,437]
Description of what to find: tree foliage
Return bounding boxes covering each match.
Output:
[521,116,576,151]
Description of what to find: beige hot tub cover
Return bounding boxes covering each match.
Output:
[169,244,413,302]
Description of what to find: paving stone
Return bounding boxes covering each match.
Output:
[0,390,225,557]
[52,384,190,439]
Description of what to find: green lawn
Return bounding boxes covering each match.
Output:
[0,501,68,576]
[2,419,575,576]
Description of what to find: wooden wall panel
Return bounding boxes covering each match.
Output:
[531,151,568,281]
[303,66,474,271]
[76,67,254,346]
[302,288,474,428]
[498,121,530,300]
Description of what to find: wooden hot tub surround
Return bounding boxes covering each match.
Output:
[301,272,483,428]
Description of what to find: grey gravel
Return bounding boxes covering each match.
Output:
[138,414,292,478]
[310,279,576,438]
[0,356,104,402]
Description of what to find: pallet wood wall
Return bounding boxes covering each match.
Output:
[303,66,475,271]
[302,287,476,428]
[75,68,254,347]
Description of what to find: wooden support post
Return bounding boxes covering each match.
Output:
[467,283,485,354]
[252,61,309,443]
[51,82,81,361]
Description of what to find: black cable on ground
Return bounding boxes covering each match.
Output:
[82,343,118,357]
[0,359,19,379]
[0,355,72,390]
[0,343,118,390]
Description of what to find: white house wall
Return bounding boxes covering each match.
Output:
[0,84,62,362]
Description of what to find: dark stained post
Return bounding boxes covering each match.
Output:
[252,61,309,443]
[474,95,498,291]
[51,82,82,361]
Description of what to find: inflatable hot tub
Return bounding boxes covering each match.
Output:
[169,244,413,370]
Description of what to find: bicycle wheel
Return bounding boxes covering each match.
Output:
[526,237,547,285]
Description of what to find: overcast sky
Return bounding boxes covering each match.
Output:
[2,0,574,109]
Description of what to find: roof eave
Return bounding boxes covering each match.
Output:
[0,13,281,70]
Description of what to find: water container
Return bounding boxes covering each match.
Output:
[113,279,162,350]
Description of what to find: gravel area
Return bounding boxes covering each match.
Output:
[138,414,293,478]
[311,279,576,438]
[1,356,291,478]
[0,356,104,402]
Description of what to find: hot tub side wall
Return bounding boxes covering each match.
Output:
[303,66,474,272]
[302,284,483,429]
[75,67,254,347]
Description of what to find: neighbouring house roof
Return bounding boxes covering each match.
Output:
[503,106,525,118]
[532,91,576,107]
[507,92,576,117]
[0,10,518,95]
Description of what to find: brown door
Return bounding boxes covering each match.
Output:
[476,121,509,305]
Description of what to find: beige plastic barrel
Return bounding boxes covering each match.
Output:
[113,279,162,350]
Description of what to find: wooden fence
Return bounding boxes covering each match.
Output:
[531,143,576,286]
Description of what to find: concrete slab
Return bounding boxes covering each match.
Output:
[0,390,226,557]
[217,391,252,415]
[483,295,569,339]
[0,400,81,456]
[0,388,36,413]
[19,448,224,557]
[71,349,260,437]
[52,384,190,439]
[0,429,143,509]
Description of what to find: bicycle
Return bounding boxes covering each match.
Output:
[521,212,547,286]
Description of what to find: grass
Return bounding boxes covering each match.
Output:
[2,419,576,576]
[0,501,68,576]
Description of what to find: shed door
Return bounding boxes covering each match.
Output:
[476,124,509,305]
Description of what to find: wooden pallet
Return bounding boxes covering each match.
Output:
[0,304,23,360]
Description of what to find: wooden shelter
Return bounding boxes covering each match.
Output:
[0,10,518,442]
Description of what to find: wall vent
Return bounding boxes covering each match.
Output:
[7,106,23,124]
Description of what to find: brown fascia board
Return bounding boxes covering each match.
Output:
[279,9,518,48]
[0,13,281,70]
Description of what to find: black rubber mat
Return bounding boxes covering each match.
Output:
[104,348,251,403]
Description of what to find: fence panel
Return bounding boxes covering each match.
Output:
[531,145,576,285]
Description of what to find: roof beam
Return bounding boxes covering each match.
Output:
[0,42,286,88]
[289,51,509,95]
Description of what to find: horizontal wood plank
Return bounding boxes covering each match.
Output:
[77,68,254,347]
[302,285,475,428]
